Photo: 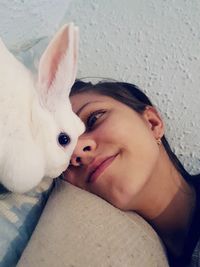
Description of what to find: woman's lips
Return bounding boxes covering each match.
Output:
[88,154,118,184]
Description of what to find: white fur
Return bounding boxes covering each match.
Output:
[0,23,84,193]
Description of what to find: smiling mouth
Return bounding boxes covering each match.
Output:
[87,154,118,184]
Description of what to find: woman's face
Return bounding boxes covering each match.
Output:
[64,91,164,210]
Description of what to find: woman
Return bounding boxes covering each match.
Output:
[64,80,200,267]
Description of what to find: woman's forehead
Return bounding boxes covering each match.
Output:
[70,92,113,113]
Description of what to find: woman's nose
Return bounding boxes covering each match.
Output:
[70,138,96,166]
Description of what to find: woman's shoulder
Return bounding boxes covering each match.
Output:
[189,240,200,266]
[185,174,200,266]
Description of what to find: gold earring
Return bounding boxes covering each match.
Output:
[156,138,162,146]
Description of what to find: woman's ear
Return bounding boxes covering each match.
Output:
[142,106,165,139]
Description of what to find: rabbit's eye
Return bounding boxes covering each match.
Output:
[58,132,71,146]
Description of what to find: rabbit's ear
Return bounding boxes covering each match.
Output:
[38,23,78,104]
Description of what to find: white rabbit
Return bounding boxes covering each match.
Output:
[0,23,85,193]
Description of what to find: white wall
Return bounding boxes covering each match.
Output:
[0,0,72,51]
[0,0,200,173]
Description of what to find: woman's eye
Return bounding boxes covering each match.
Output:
[86,110,106,130]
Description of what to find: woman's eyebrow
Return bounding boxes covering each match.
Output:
[76,101,103,115]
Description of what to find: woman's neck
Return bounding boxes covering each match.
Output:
[150,183,196,256]
[134,147,196,256]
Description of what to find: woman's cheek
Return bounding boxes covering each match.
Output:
[63,170,77,186]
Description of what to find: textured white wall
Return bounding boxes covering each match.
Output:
[0,0,72,51]
[0,0,199,173]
